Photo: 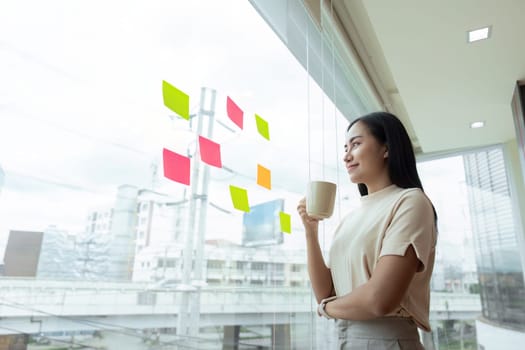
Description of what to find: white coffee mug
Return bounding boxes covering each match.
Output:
[306,181,337,219]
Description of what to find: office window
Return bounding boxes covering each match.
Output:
[273,263,285,272]
[417,148,525,349]
[464,147,525,329]
[0,0,370,349]
[251,262,265,271]
[291,264,302,272]
[206,260,224,270]
[417,155,481,349]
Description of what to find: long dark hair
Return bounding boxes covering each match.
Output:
[347,111,437,222]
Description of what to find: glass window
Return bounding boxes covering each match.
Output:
[251,262,265,271]
[5,0,513,349]
[166,259,175,268]
[463,148,525,328]
[206,260,224,270]
[417,155,482,349]
[417,148,525,349]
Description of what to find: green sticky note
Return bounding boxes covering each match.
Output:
[255,114,270,140]
[162,80,190,120]
[279,212,291,234]
[229,185,250,212]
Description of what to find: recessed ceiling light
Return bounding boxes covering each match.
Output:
[468,26,491,43]
[470,121,485,129]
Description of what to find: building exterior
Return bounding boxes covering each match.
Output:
[83,185,147,281]
[36,226,77,279]
[82,186,187,281]
[132,239,309,289]
[103,185,139,281]
[3,230,43,277]
[3,227,107,281]
[134,189,187,253]
[85,208,113,235]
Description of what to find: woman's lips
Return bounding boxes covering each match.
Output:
[347,164,358,172]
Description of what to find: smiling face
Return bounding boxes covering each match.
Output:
[343,121,391,192]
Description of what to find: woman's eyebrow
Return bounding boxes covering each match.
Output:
[348,135,363,143]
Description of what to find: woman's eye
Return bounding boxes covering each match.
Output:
[352,142,360,147]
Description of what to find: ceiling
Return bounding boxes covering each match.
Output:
[333,0,525,154]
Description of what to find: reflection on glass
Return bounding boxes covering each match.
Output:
[418,156,482,349]
[464,148,525,330]
[1,0,523,348]
[0,0,347,348]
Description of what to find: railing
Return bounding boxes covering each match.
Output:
[0,278,481,322]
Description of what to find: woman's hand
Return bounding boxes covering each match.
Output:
[297,197,320,236]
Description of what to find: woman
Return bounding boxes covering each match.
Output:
[297,112,437,349]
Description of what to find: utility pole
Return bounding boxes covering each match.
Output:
[177,87,216,340]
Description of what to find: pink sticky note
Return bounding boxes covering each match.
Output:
[162,148,190,185]
[227,96,243,130]
[198,136,222,168]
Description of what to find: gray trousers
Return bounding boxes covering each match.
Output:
[336,317,425,350]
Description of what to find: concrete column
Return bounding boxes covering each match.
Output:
[223,325,240,350]
[272,323,291,350]
[0,334,28,350]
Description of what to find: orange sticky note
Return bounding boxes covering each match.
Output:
[257,164,271,190]
[162,148,190,185]
[227,96,243,130]
[198,136,222,168]
[279,212,291,234]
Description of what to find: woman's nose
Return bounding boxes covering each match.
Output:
[343,150,351,162]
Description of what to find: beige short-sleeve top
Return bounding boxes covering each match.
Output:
[328,184,437,331]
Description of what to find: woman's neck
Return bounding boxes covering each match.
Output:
[364,176,393,194]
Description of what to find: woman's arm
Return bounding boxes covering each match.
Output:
[324,244,420,319]
[297,198,334,303]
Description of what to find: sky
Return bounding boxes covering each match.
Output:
[0,0,472,260]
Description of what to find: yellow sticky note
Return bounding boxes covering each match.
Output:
[255,114,270,140]
[162,80,190,120]
[229,185,250,212]
[257,164,271,190]
[279,212,291,234]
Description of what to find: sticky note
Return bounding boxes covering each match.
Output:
[227,96,244,130]
[255,114,270,140]
[279,212,291,234]
[198,136,222,168]
[257,164,271,190]
[162,80,190,120]
[163,148,190,185]
[229,185,250,212]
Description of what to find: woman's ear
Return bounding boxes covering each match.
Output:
[383,147,389,158]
